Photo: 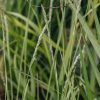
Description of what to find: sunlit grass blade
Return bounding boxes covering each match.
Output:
[78,14,100,58]
[85,43,100,86]
[79,45,93,100]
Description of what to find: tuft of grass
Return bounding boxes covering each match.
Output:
[0,0,100,100]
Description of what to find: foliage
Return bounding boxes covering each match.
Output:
[0,0,100,100]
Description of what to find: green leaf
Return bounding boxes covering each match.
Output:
[78,14,100,58]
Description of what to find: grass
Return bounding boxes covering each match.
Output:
[0,0,100,100]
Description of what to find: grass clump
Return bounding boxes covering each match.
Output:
[0,0,100,100]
